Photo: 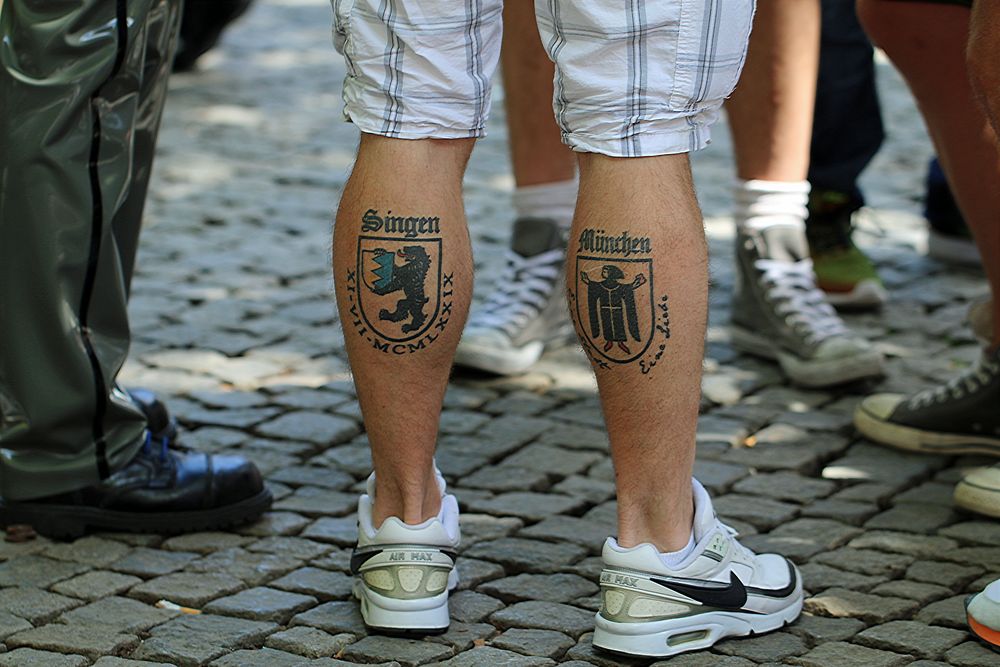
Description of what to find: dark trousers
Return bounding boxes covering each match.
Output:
[0,0,181,500]
[809,0,885,199]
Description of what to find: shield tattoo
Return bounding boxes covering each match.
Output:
[357,236,441,342]
[575,255,654,364]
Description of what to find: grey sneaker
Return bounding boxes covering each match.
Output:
[855,346,1000,457]
[730,223,884,387]
[455,218,574,375]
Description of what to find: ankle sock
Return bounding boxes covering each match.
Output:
[512,178,577,229]
[658,532,697,569]
[734,179,810,232]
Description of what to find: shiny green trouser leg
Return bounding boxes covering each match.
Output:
[0,0,181,500]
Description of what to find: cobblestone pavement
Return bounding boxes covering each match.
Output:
[2,1,998,665]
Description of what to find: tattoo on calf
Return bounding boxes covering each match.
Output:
[568,227,670,375]
[345,209,452,355]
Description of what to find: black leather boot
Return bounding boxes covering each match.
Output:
[126,387,179,443]
[0,434,271,539]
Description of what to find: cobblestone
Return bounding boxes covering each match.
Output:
[5,624,139,660]
[857,620,967,660]
[203,586,318,623]
[341,636,453,666]
[491,628,575,658]
[264,626,355,658]
[788,641,912,667]
[0,649,89,667]
[51,571,143,601]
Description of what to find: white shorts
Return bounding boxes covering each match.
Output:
[333,0,754,157]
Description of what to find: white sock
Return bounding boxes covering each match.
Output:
[658,532,697,569]
[734,179,810,232]
[512,179,578,229]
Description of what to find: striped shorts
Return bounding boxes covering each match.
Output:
[332,0,755,157]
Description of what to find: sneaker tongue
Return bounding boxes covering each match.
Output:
[511,217,565,258]
[753,223,809,263]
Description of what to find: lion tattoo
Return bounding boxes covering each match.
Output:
[370,246,431,333]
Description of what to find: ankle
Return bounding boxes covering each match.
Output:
[371,469,442,527]
[617,496,695,553]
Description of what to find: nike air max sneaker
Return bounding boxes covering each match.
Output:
[805,190,886,310]
[967,578,1000,650]
[854,346,1000,457]
[455,218,574,375]
[351,471,460,634]
[592,480,803,658]
[731,223,884,387]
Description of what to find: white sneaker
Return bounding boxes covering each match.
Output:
[351,470,460,634]
[967,578,1000,648]
[592,479,803,658]
[955,464,1000,519]
[454,218,573,375]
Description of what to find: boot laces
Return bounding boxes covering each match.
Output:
[756,259,850,344]
[909,355,1000,408]
[469,249,563,337]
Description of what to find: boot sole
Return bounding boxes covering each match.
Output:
[0,488,273,540]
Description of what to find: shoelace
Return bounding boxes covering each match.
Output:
[756,259,850,345]
[908,355,1000,409]
[142,431,170,463]
[469,249,564,337]
[721,521,754,561]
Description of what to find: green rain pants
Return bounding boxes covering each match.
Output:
[0,0,182,500]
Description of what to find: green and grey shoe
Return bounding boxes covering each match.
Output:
[855,346,1000,457]
[805,190,886,310]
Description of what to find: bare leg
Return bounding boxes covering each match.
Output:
[333,135,474,526]
[859,0,1000,347]
[969,1,1000,136]
[501,0,575,188]
[567,153,706,551]
[726,0,821,182]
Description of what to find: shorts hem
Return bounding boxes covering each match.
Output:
[565,126,713,158]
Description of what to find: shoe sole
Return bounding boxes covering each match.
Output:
[0,488,273,540]
[824,279,888,310]
[928,230,983,267]
[954,479,1000,518]
[730,327,884,388]
[354,574,455,634]
[854,406,1000,457]
[453,340,544,375]
[592,595,803,658]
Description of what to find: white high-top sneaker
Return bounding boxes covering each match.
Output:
[351,470,460,634]
[593,479,803,658]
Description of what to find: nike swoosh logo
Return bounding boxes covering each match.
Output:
[650,572,749,610]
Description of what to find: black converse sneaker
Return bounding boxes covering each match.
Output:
[854,346,1000,456]
[455,218,573,375]
[592,479,803,658]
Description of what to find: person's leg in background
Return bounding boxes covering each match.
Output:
[855,2,1000,648]
[0,0,269,537]
[332,0,502,633]
[805,0,887,309]
[854,0,1000,523]
[453,0,578,375]
[725,0,884,387]
[535,1,803,657]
